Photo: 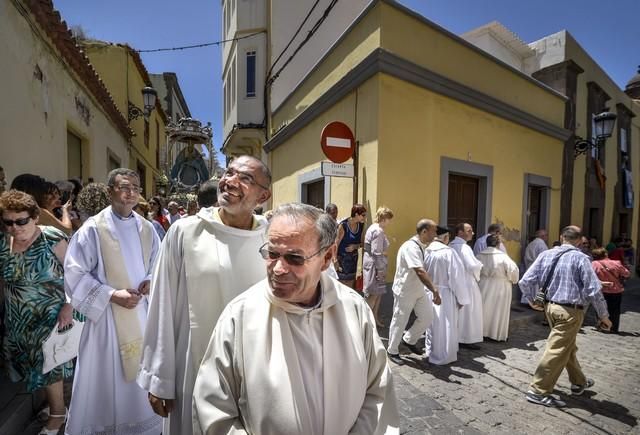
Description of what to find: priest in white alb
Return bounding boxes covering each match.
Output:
[137,156,272,435]
[64,168,162,434]
[193,203,399,435]
[477,234,520,341]
[449,223,484,348]
[424,227,470,365]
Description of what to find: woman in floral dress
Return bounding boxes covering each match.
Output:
[0,190,77,434]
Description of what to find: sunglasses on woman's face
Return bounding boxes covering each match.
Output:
[2,217,32,227]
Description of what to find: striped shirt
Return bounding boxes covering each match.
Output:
[519,244,609,318]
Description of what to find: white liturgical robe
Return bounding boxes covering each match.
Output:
[193,274,399,435]
[424,241,470,365]
[64,207,162,435]
[477,247,519,341]
[449,237,484,344]
[137,207,268,435]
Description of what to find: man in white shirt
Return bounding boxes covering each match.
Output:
[387,219,441,365]
[64,168,162,434]
[524,229,548,270]
[193,203,399,434]
[138,156,272,435]
[522,229,549,303]
[473,223,507,255]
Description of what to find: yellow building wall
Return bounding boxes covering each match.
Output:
[377,74,563,269]
[566,36,640,246]
[270,77,380,219]
[0,2,129,184]
[378,2,565,128]
[84,44,165,195]
[271,5,382,133]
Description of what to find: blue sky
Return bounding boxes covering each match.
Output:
[55,0,639,164]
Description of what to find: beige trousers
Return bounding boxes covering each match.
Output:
[529,303,587,395]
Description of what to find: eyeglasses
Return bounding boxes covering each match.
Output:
[114,185,142,195]
[221,167,269,190]
[258,242,329,266]
[2,217,32,227]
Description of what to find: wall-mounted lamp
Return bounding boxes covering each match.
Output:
[574,110,617,159]
[128,86,158,122]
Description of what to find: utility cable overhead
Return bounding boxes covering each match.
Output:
[267,0,321,79]
[267,0,339,86]
[135,30,265,53]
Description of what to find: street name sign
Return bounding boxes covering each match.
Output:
[321,121,355,163]
[321,162,354,178]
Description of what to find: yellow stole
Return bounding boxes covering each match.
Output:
[96,211,152,382]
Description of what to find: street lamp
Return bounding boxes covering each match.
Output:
[574,109,617,158]
[128,86,158,122]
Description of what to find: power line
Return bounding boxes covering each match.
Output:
[135,30,265,53]
[267,0,321,80]
[266,0,339,86]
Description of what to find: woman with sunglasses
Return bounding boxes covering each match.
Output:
[0,190,79,434]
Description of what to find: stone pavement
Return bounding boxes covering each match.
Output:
[5,281,639,434]
[379,279,640,435]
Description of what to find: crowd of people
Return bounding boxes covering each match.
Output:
[0,156,634,434]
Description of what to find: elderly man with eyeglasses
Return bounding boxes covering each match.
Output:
[138,155,272,435]
[193,203,399,435]
[64,168,162,434]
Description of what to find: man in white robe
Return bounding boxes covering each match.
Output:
[138,156,272,435]
[424,228,470,365]
[193,203,399,434]
[522,229,548,303]
[64,168,162,434]
[478,235,520,341]
[387,219,441,366]
[473,223,507,255]
[450,223,484,348]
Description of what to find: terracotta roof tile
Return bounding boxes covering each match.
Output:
[25,0,133,140]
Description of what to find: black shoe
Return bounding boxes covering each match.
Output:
[387,352,404,365]
[402,339,422,355]
[459,343,481,350]
[525,391,566,407]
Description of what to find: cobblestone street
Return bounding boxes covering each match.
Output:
[382,280,640,434]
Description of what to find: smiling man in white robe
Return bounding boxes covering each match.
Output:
[137,156,272,435]
[450,222,484,349]
[193,203,399,435]
[424,227,470,365]
[64,168,162,434]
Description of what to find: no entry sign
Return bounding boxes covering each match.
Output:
[321,121,355,164]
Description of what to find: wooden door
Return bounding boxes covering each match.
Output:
[447,174,479,238]
[527,185,544,242]
[304,180,325,209]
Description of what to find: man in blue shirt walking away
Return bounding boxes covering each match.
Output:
[519,225,612,407]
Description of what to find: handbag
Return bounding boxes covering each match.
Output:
[41,320,84,374]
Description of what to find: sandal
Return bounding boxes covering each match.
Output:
[38,408,67,435]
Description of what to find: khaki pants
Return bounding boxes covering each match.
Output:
[530,303,587,395]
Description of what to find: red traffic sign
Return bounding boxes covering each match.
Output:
[321,121,355,164]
